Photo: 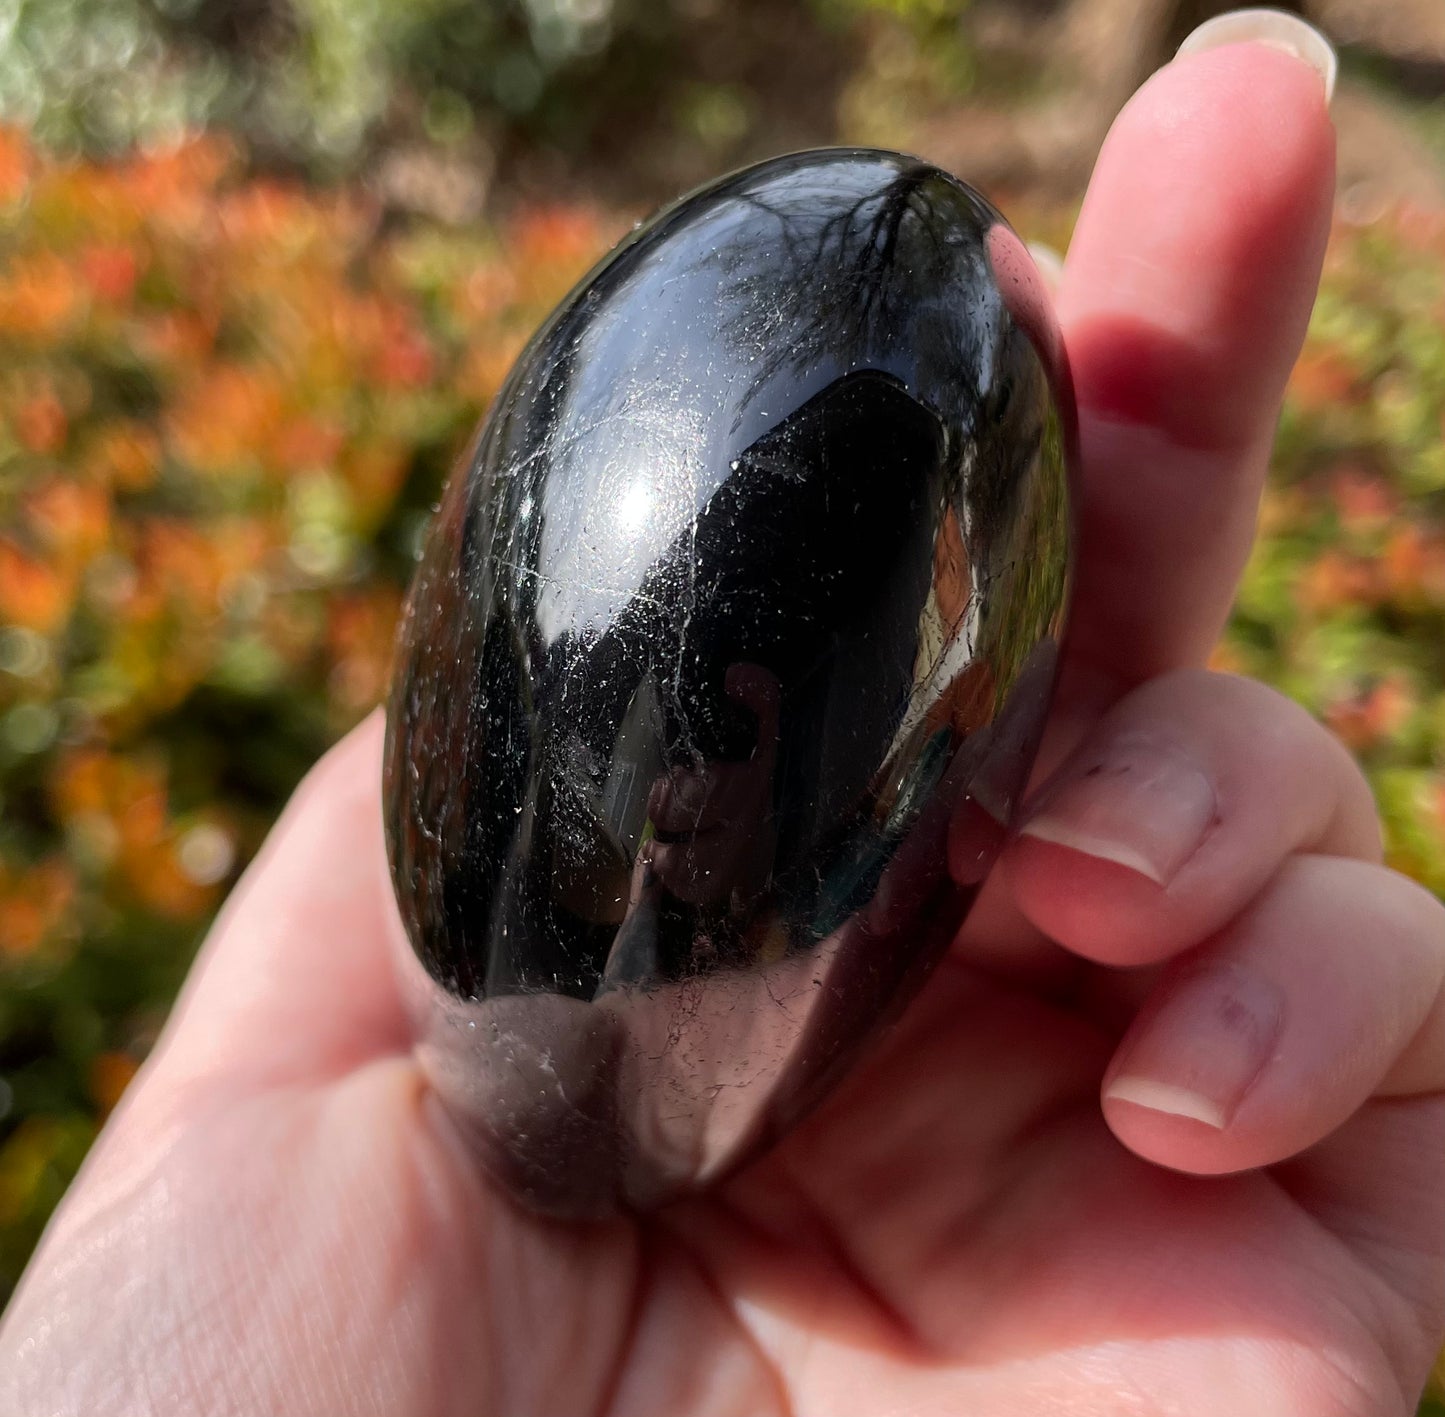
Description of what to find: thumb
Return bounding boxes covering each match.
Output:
[147,712,413,1098]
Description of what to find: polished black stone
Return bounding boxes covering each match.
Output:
[384,148,1074,1214]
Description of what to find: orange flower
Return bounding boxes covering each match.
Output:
[216,178,371,259]
[83,422,162,492]
[13,388,68,454]
[52,752,227,921]
[456,263,517,321]
[124,134,233,238]
[34,161,144,244]
[0,124,32,204]
[0,859,76,958]
[80,244,141,305]
[1393,202,1445,256]
[220,180,310,243]
[0,538,73,633]
[459,334,527,402]
[1208,640,1246,674]
[24,478,110,561]
[124,846,215,920]
[1288,347,1359,412]
[1325,676,1414,752]
[1374,523,1445,607]
[89,1052,139,1116]
[326,587,402,711]
[134,518,224,608]
[49,748,113,821]
[271,415,346,474]
[135,310,218,370]
[1329,464,1397,532]
[509,205,607,299]
[370,322,436,390]
[0,252,80,340]
[165,363,286,473]
[1296,548,1378,614]
[91,764,220,921]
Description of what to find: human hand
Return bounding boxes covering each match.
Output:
[7,18,1445,1417]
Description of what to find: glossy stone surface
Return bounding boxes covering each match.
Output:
[384,148,1073,1215]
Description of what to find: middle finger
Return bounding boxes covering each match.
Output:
[999,667,1381,968]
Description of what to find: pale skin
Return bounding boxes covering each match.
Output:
[6,40,1445,1417]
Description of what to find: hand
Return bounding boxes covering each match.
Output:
[7,31,1445,1417]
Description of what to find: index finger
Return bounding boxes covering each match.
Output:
[1056,28,1335,695]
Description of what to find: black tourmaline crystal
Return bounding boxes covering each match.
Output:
[384,148,1074,1214]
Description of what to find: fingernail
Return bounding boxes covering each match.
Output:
[1176,9,1337,105]
[1018,736,1217,886]
[1104,963,1284,1129]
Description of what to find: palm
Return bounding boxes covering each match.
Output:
[85,901,1433,1417]
[697,960,1441,1416]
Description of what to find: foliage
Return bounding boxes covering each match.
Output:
[1219,209,1445,897]
[0,127,1443,1412]
[0,124,613,1293]
[0,0,978,177]
[0,0,694,171]
[829,0,978,151]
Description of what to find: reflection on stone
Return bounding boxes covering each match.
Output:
[385,148,1074,1215]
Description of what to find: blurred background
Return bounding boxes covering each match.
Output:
[1,0,1445,1398]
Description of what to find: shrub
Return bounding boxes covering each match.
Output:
[1221,209,1445,897]
[0,125,614,1291]
[0,0,964,175]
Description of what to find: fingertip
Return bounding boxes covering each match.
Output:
[1105,1077,1227,1130]
[1161,41,1337,229]
[1101,1088,1249,1178]
[1063,40,1335,449]
[1099,957,1285,1174]
[1001,717,1217,964]
[1054,42,1338,685]
[1099,858,1445,1178]
[1175,12,1336,106]
[1101,1073,1296,1180]
[299,707,387,816]
[1002,832,1176,965]
[1075,38,1336,277]
[151,704,412,1089]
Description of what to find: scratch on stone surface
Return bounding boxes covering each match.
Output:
[657,447,701,763]
[489,555,668,615]
[762,971,800,1021]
